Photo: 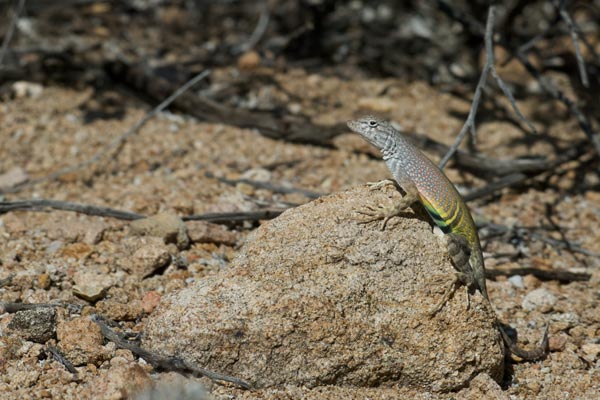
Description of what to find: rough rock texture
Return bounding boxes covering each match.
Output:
[56,317,113,366]
[211,373,508,399]
[143,186,503,391]
[129,212,190,250]
[7,308,56,343]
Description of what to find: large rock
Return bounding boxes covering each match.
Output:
[142,185,504,391]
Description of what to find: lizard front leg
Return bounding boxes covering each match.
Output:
[355,182,419,230]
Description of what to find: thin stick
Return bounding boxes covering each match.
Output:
[438,6,493,169]
[515,52,600,159]
[0,0,25,66]
[555,0,589,87]
[482,221,600,257]
[439,5,536,169]
[182,209,285,223]
[1,302,60,313]
[234,1,270,54]
[485,267,590,282]
[91,314,251,389]
[0,199,144,220]
[0,198,288,224]
[205,171,323,199]
[46,345,79,376]
[0,274,15,288]
[0,69,211,195]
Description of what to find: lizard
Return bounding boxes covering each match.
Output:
[347,115,548,360]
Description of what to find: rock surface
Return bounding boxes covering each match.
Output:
[143,186,504,391]
[7,307,56,343]
[129,212,190,250]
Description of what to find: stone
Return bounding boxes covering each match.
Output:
[141,291,162,314]
[0,167,28,189]
[56,317,112,366]
[86,362,152,399]
[508,275,524,289]
[11,81,43,98]
[238,51,261,70]
[133,379,209,400]
[522,288,557,312]
[7,307,56,343]
[72,269,116,302]
[129,213,190,250]
[121,237,172,278]
[548,335,567,352]
[186,221,237,245]
[143,186,503,391]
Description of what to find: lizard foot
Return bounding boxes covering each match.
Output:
[355,203,397,230]
[427,272,470,316]
[366,179,397,191]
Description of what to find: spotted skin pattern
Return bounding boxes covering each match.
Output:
[348,116,487,298]
[347,115,547,360]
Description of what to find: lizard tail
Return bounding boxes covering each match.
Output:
[497,323,549,361]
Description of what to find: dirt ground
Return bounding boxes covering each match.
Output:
[1,2,599,399]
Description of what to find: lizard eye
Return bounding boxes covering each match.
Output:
[368,120,378,127]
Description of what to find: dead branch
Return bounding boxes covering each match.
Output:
[233,1,270,54]
[204,171,324,199]
[486,267,590,283]
[182,209,286,223]
[91,314,251,389]
[435,0,600,163]
[0,198,288,224]
[104,59,346,145]
[0,274,15,288]
[0,199,144,220]
[482,221,600,258]
[46,345,79,376]
[514,52,600,159]
[554,0,589,88]
[0,0,25,66]
[406,131,587,179]
[439,5,536,169]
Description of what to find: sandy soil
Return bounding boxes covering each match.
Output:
[1,48,599,400]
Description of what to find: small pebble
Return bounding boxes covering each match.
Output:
[142,291,161,314]
[581,343,600,359]
[37,273,51,290]
[7,308,56,343]
[522,288,557,312]
[130,213,189,250]
[237,50,260,70]
[548,335,567,352]
[0,167,28,189]
[73,284,107,302]
[508,275,524,289]
[11,81,43,98]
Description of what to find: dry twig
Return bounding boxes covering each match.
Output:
[439,5,536,169]
[91,314,251,389]
[0,274,15,288]
[0,0,25,66]
[0,198,287,224]
[554,0,589,88]
[46,345,79,376]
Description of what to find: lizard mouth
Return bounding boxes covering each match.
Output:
[346,120,360,133]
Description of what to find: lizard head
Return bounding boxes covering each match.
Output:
[347,115,394,151]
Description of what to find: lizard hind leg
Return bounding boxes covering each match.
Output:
[428,233,475,316]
